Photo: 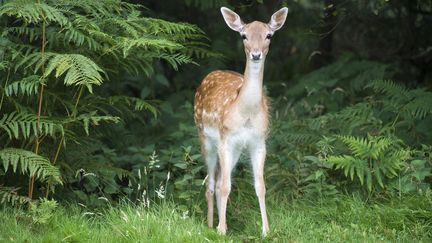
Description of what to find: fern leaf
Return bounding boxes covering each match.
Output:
[0,186,31,206]
[375,168,384,188]
[0,0,69,26]
[403,89,432,119]
[61,15,104,51]
[0,61,9,70]
[380,149,409,177]
[16,52,104,93]
[338,135,372,159]
[108,96,158,117]
[119,37,183,58]
[44,54,104,93]
[0,112,64,139]
[158,53,196,71]
[0,148,62,184]
[73,111,120,135]
[369,136,393,160]
[368,80,410,101]
[143,18,203,36]
[4,75,43,97]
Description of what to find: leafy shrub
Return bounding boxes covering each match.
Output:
[266,55,432,198]
[28,198,58,224]
[326,135,410,192]
[0,0,209,205]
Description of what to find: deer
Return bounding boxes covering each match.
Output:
[193,6,288,236]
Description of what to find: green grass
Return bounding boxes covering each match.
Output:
[0,195,431,242]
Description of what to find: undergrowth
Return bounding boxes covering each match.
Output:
[0,194,431,242]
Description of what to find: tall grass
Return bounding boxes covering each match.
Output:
[1,195,431,242]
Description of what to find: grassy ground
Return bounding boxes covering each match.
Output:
[0,195,431,242]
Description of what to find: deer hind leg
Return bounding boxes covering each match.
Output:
[215,138,242,235]
[203,136,218,228]
[249,138,269,236]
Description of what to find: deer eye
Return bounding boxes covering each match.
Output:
[266,34,273,40]
[241,34,247,40]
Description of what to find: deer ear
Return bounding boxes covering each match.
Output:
[269,7,288,31]
[220,7,244,32]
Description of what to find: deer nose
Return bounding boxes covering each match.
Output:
[251,52,261,61]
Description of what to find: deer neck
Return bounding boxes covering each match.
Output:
[237,59,265,114]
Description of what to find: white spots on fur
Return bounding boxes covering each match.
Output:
[223,98,229,105]
[194,70,246,129]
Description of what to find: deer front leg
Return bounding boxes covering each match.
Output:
[215,140,234,235]
[250,139,269,236]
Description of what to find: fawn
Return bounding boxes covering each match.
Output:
[194,6,288,236]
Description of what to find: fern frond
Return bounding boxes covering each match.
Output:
[108,96,158,117]
[44,54,104,93]
[326,155,366,184]
[157,53,195,70]
[368,80,410,101]
[329,134,408,191]
[182,44,223,59]
[119,37,183,58]
[0,148,62,184]
[60,15,104,51]
[17,52,104,93]
[52,0,125,17]
[0,112,64,139]
[0,0,69,26]
[4,25,42,43]
[369,136,393,160]
[4,75,43,97]
[286,131,321,144]
[338,135,371,159]
[0,61,9,70]
[105,17,141,38]
[369,80,432,120]
[143,18,203,36]
[79,161,132,180]
[381,149,410,177]
[73,111,120,135]
[16,52,55,73]
[403,89,432,120]
[332,102,373,121]
[338,135,394,160]
[0,186,31,206]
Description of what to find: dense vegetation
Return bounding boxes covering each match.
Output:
[1,195,431,242]
[1,0,432,241]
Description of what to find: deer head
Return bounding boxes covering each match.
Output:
[220,7,288,62]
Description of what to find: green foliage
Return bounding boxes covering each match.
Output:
[28,198,58,224]
[368,80,432,120]
[0,186,31,206]
[0,0,69,26]
[73,111,120,135]
[268,55,432,197]
[44,54,104,93]
[0,148,61,184]
[4,75,42,97]
[107,96,158,116]
[0,112,64,139]
[327,135,410,191]
[1,195,431,242]
[0,0,210,205]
